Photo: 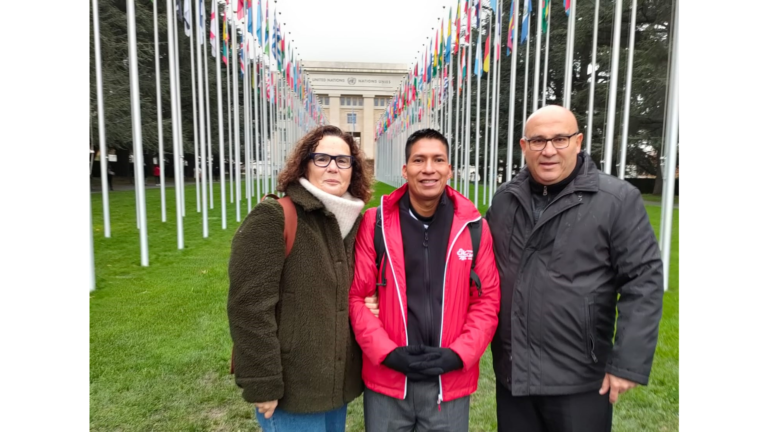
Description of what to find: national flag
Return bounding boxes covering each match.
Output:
[439,20,444,69]
[507,0,515,54]
[210,0,217,56]
[183,0,192,37]
[475,0,481,29]
[264,1,270,55]
[455,0,461,54]
[247,0,253,37]
[239,35,245,75]
[521,0,531,44]
[564,0,570,16]
[433,30,438,75]
[474,31,482,76]
[490,0,498,14]
[236,0,244,21]
[222,16,229,64]
[494,1,501,60]
[542,0,550,32]
[446,7,452,64]
[256,0,263,46]
[465,0,470,42]
[483,33,490,73]
[198,0,205,45]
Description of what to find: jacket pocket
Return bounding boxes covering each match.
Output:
[278,292,295,354]
[582,297,598,364]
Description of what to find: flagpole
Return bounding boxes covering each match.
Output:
[532,0,542,110]
[243,37,253,212]
[173,1,186,220]
[151,0,166,223]
[506,0,520,182]
[453,51,461,190]
[253,58,262,202]
[232,25,242,222]
[202,1,214,210]
[261,57,269,196]
[214,1,226,229]
[483,10,492,205]
[91,0,111,238]
[225,13,234,203]
[563,0,577,108]
[618,0,638,180]
[603,0,622,175]
[464,8,473,198]
[168,0,184,249]
[521,10,531,169]
[473,31,482,208]
[541,3,551,108]
[490,0,503,197]
[660,0,678,292]
[126,0,149,266]
[447,51,454,188]
[190,14,201,213]
[586,0,599,154]
[194,0,209,237]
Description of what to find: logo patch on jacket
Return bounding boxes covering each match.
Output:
[457,248,473,261]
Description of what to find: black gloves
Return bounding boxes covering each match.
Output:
[382,345,440,381]
[408,346,463,376]
[382,345,463,380]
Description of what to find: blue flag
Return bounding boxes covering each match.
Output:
[521,0,531,44]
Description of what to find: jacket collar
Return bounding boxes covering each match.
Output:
[502,151,600,199]
[285,181,324,212]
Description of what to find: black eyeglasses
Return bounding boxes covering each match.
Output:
[308,153,354,169]
[524,131,581,151]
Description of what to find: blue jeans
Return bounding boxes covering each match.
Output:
[255,404,347,432]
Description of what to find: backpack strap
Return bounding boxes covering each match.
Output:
[231,194,297,374]
[374,206,387,288]
[260,193,297,257]
[276,197,297,257]
[468,220,483,297]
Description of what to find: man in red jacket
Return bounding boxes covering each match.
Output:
[349,129,500,431]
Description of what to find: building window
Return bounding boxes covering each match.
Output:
[374,97,390,107]
[347,113,357,124]
[341,96,362,106]
[317,95,329,106]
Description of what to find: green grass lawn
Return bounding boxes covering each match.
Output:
[91,180,678,431]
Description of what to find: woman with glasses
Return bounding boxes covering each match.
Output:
[228,125,373,432]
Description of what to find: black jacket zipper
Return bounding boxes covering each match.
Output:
[423,228,432,346]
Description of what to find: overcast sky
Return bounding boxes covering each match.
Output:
[265,0,462,68]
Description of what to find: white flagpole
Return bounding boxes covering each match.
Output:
[253,58,262,202]
[521,11,531,169]
[618,0,638,180]
[506,0,520,182]
[126,0,149,266]
[152,0,166,223]
[174,2,186,219]
[214,0,226,229]
[541,4,551,108]
[244,39,253,211]
[563,0,577,108]
[91,0,110,237]
[194,0,209,237]
[168,0,184,249]
[232,29,241,222]
[473,30,482,207]
[226,15,234,203]
[464,8,473,198]
[659,0,678,292]
[202,1,214,210]
[532,0,542,110]
[88,176,96,293]
[190,20,201,213]
[261,57,269,196]
[603,0,623,175]
[453,52,461,191]
[490,0,503,197]
[482,9,493,205]
[447,51,454,187]
[586,0,600,154]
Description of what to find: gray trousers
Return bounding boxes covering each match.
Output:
[363,380,470,432]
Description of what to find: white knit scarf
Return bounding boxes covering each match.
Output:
[298,177,364,239]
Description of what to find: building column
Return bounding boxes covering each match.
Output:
[363,95,374,161]
[329,94,341,127]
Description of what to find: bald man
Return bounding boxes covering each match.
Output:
[485,105,664,432]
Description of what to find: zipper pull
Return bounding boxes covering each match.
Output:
[543,185,548,196]
[423,230,429,248]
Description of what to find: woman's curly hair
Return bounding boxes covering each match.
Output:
[276,125,372,203]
